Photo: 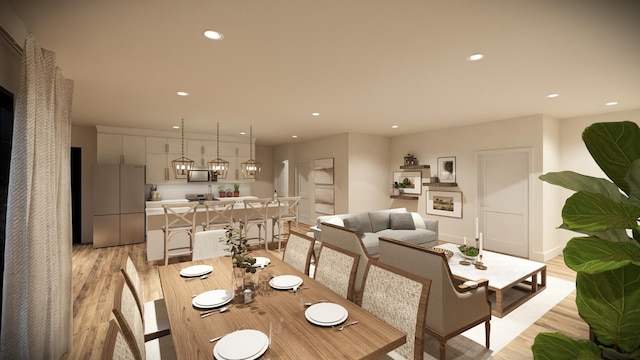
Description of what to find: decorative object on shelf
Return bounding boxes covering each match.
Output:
[392,181,402,196]
[207,122,229,179]
[222,225,257,296]
[426,190,462,218]
[437,156,456,183]
[233,183,240,197]
[171,118,195,179]
[241,125,262,179]
[314,158,334,185]
[393,171,422,195]
[404,154,418,166]
[457,244,478,265]
[430,176,439,183]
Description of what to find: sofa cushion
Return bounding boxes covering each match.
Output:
[369,208,406,232]
[321,216,344,227]
[389,213,416,230]
[361,233,380,255]
[377,228,438,247]
[342,216,364,236]
[411,212,426,229]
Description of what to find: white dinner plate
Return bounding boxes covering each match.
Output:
[251,257,271,268]
[213,329,269,360]
[305,303,348,326]
[269,275,303,290]
[192,289,233,309]
[180,264,213,277]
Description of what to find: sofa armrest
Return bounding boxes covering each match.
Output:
[310,226,322,242]
[457,278,489,292]
[423,218,438,234]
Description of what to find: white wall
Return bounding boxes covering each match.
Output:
[348,133,390,213]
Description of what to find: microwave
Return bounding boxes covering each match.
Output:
[187,169,211,182]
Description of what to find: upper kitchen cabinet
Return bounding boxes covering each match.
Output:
[97,134,146,165]
[187,139,217,168]
[145,136,187,184]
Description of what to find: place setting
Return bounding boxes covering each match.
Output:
[304,302,352,329]
[251,256,271,269]
[192,289,234,311]
[212,328,270,360]
[269,274,303,291]
[180,264,214,281]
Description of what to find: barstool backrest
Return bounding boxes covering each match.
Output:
[203,199,237,230]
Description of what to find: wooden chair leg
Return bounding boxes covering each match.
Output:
[439,340,446,360]
[485,320,490,348]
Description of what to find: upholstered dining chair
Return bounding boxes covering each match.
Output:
[120,255,170,341]
[162,202,198,265]
[282,230,315,275]
[271,196,300,252]
[202,199,236,230]
[192,229,230,260]
[112,276,176,360]
[238,198,272,250]
[358,261,431,360]
[318,222,373,302]
[101,319,136,360]
[313,242,360,299]
[377,237,491,360]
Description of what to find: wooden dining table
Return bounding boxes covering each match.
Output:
[158,250,406,359]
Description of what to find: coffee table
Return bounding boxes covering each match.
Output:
[437,243,547,318]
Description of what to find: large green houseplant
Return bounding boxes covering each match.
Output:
[532,121,640,359]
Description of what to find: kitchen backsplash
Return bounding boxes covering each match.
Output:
[146,182,251,201]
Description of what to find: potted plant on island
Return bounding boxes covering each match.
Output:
[221,224,256,295]
[218,184,226,198]
[532,121,640,359]
[233,183,240,197]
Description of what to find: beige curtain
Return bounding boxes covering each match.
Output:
[1,33,74,359]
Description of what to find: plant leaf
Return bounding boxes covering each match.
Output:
[582,121,640,196]
[539,171,629,203]
[559,223,633,243]
[562,192,640,233]
[563,237,640,274]
[576,265,640,354]
[532,332,600,359]
[625,159,640,208]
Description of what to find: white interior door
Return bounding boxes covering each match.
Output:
[296,160,310,225]
[477,149,531,258]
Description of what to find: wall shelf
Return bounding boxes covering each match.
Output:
[399,165,430,169]
[423,182,458,187]
[390,195,419,200]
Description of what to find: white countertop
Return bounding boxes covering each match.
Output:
[145,196,261,215]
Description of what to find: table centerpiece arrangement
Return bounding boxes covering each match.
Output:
[222,225,257,295]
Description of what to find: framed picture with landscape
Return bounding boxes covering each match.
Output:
[426,190,462,218]
[393,171,422,195]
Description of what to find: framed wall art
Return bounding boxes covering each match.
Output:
[315,187,335,215]
[437,156,456,183]
[314,158,334,185]
[426,190,462,218]
[393,171,422,195]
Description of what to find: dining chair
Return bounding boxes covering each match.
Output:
[313,242,360,299]
[202,199,236,230]
[281,230,315,275]
[271,196,300,252]
[112,275,176,360]
[162,202,198,265]
[318,222,373,302]
[101,319,136,360]
[377,237,491,360]
[120,255,170,341]
[238,198,272,250]
[358,261,431,360]
[192,229,230,260]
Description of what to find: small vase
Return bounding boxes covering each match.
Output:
[232,267,256,297]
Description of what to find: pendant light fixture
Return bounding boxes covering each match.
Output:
[171,118,195,179]
[241,125,262,179]
[207,122,229,179]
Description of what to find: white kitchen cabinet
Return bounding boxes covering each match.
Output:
[145,136,188,184]
[97,134,145,165]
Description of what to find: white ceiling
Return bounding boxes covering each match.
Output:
[5,0,640,145]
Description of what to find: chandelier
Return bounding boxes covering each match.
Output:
[171,118,195,179]
[241,125,262,179]
[207,122,229,179]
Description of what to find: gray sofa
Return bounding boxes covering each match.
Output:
[311,208,438,256]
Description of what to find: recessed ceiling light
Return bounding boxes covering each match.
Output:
[177,91,189,96]
[292,135,298,138]
[204,30,223,40]
[606,101,618,106]
[467,53,484,61]
[311,112,320,117]
[391,125,399,129]
[172,125,180,129]
[547,93,559,98]
[240,132,246,135]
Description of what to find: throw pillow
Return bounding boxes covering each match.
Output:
[389,212,416,230]
[342,217,363,236]
[322,216,344,227]
[411,212,426,229]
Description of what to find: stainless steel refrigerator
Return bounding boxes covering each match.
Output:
[93,164,145,248]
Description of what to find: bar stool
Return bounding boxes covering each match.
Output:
[162,202,198,265]
[238,198,272,250]
[202,199,237,230]
[271,196,300,252]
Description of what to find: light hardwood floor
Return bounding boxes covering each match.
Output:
[68,224,589,359]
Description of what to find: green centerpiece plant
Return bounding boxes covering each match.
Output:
[222,224,256,273]
[532,121,640,359]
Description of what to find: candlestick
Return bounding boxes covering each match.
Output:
[475,217,479,239]
[479,232,483,256]
[463,236,467,246]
